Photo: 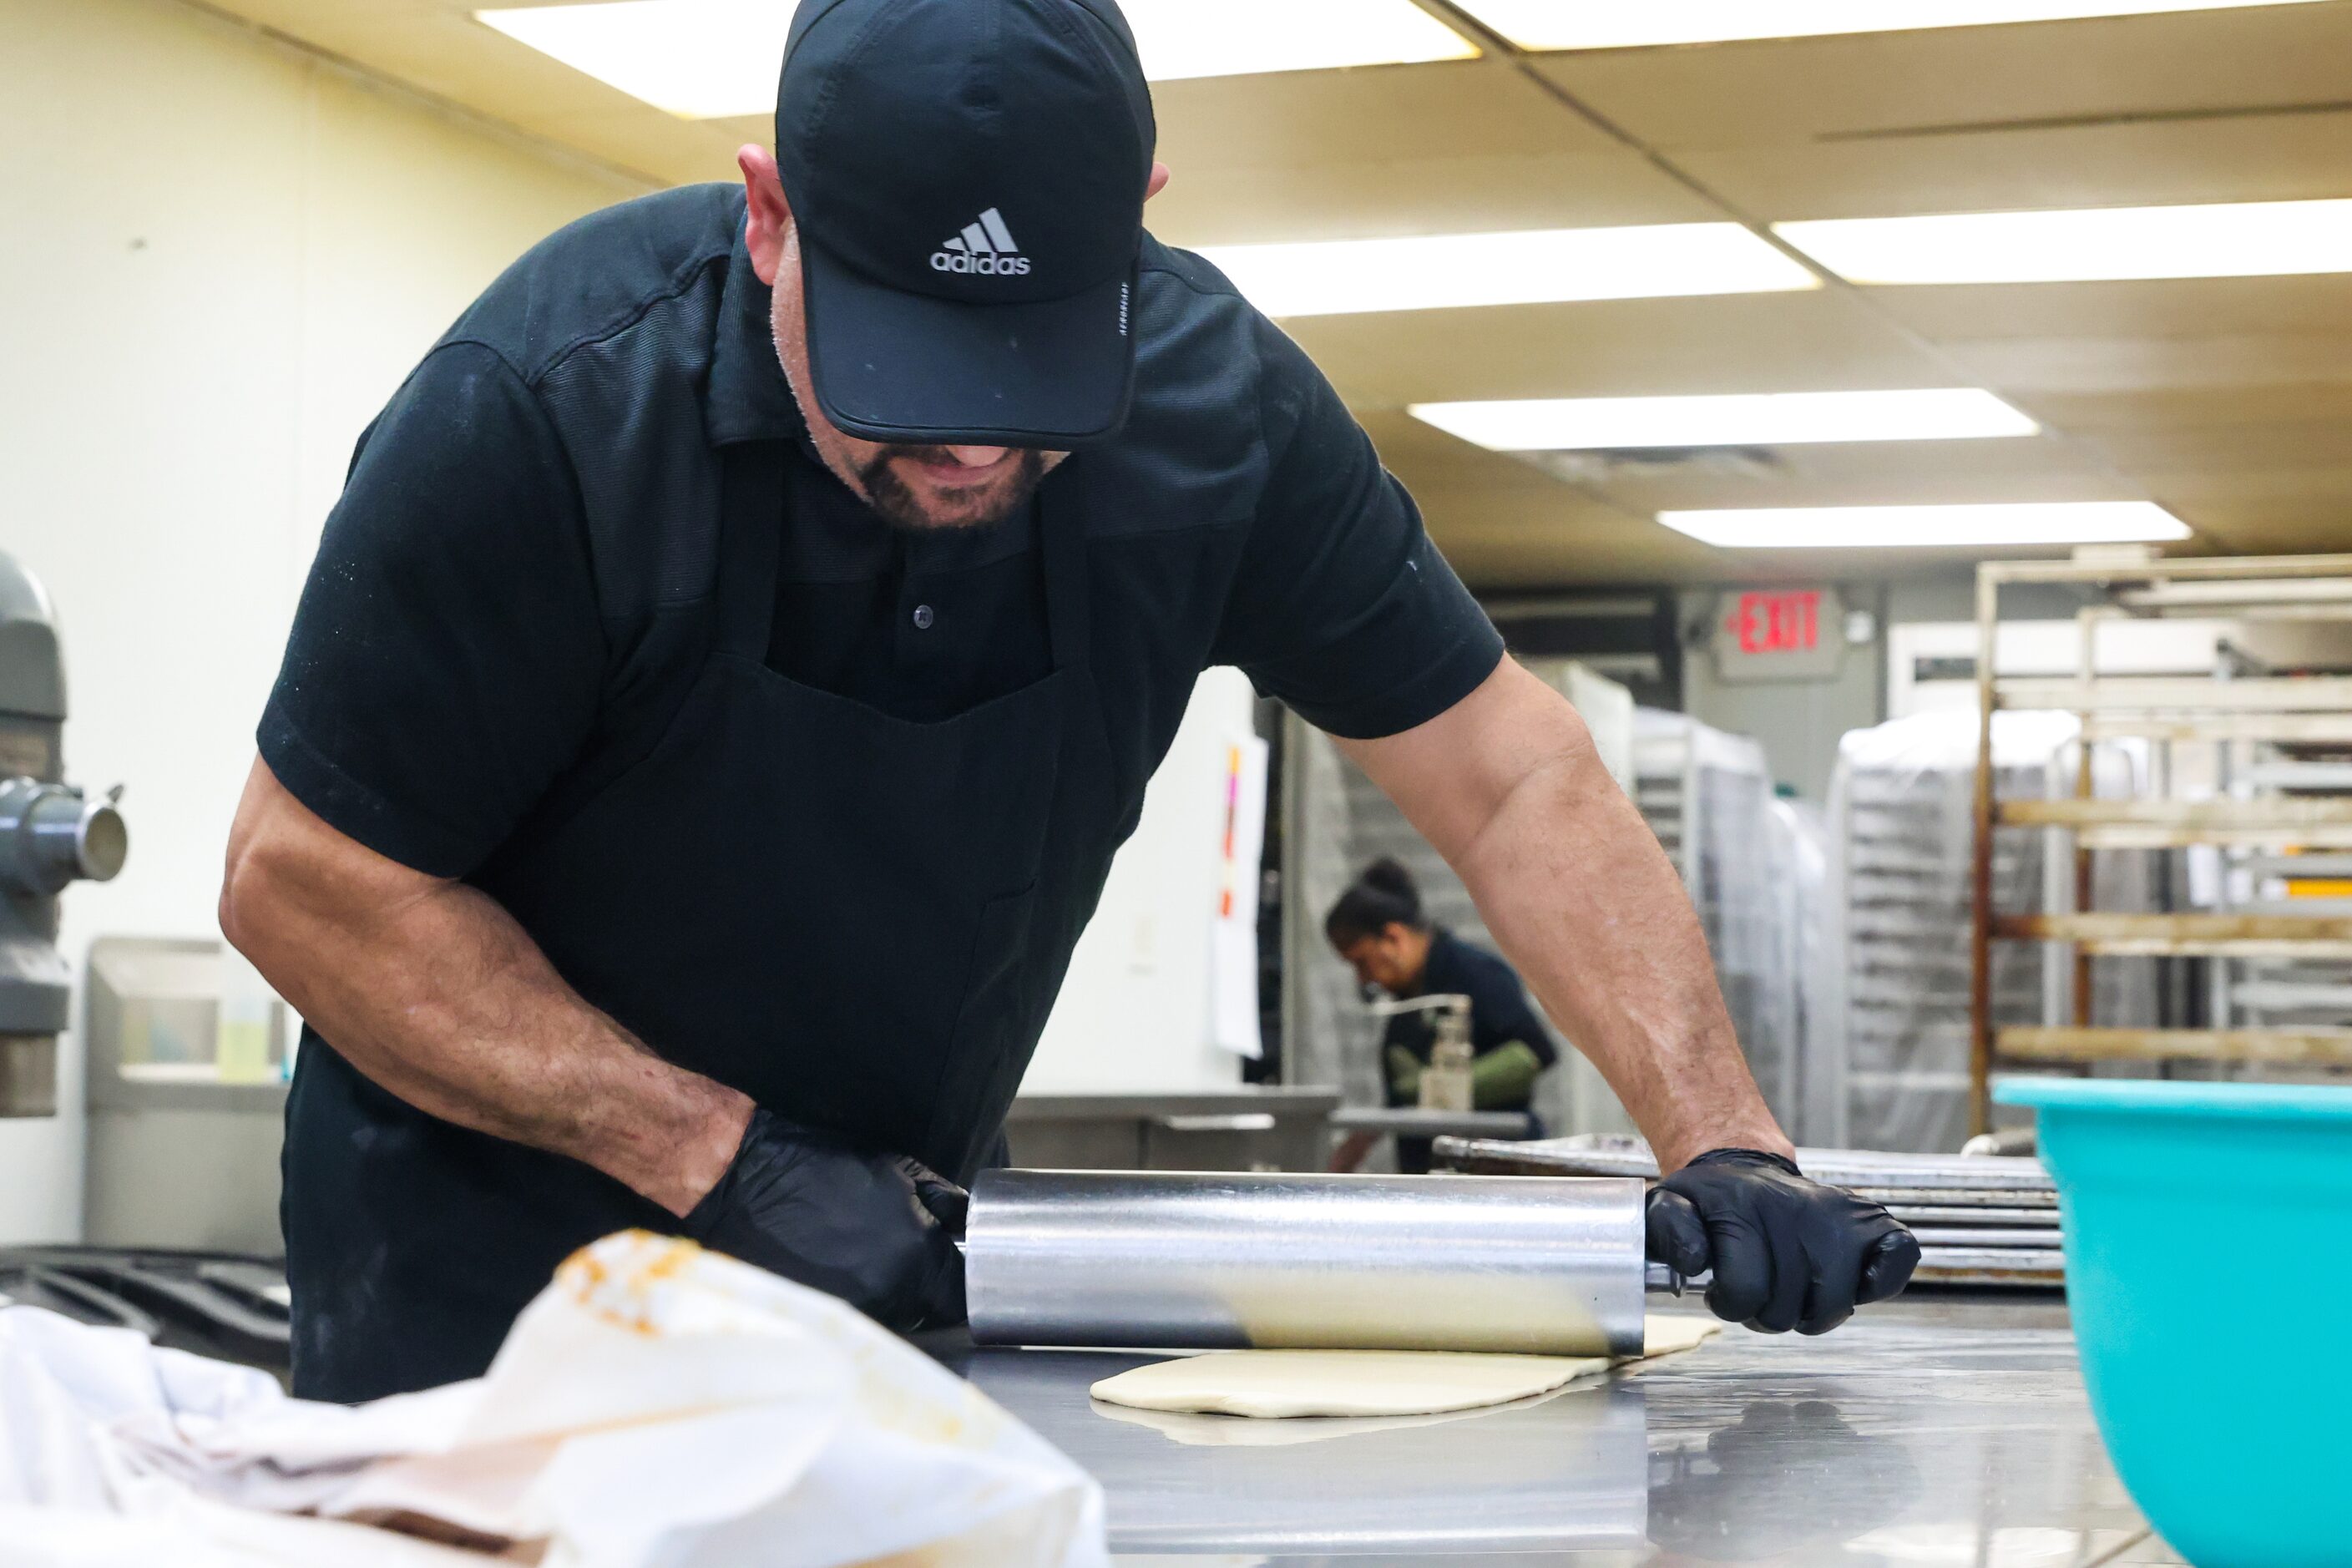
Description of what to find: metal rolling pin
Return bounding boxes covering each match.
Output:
[964,1168,1655,1358]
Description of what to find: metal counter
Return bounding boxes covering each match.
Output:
[945,1292,2183,1565]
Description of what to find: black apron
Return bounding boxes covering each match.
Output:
[281,441,1126,1401]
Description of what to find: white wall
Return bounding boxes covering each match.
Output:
[1021,667,1259,1095]
[0,0,647,1242]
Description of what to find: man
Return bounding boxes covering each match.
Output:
[221,0,1916,1403]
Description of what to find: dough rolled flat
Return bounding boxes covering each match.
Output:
[1092,1394,1532,1447]
[1088,1313,1726,1419]
[1090,1349,1610,1419]
[1639,1314,1721,1358]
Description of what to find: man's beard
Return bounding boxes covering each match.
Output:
[858,447,1046,533]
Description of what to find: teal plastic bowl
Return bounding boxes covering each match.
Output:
[1995,1077,2352,1566]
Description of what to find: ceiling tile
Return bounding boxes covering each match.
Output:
[2116,459,2352,554]
[2131,462,2352,503]
[2088,417,2352,470]
[1146,149,1713,247]
[1843,275,2352,342]
[2023,382,2352,430]
[2013,390,2352,439]
[1276,290,1952,406]
[1570,433,2126,515]
[2155,501,2352,554]
[1145,56,1712,244]
[1681,109,2352,222]
[1530,4,2352,150]
[1942,331,2352,395]
[1153,57,1617,169]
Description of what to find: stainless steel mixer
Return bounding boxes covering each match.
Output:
[0,550,127,1118]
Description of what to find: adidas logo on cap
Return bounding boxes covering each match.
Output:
[930,208,1033,276]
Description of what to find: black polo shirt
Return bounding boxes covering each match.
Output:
[260,185,1504,881]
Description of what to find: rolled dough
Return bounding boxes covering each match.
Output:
[1089,1349,1610,1419]
[1087,1313,1722,1419]
[1639,1313,1722,1358]
[1092,1394,1534,1448]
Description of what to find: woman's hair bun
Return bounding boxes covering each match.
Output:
[1358,857,1417,901]
[1324,856,1426,945]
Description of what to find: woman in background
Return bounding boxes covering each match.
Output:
[1325,858,1558,1172]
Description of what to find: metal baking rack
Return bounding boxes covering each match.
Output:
[1968,552,2352,1132]
[1433,1132,2063,1287]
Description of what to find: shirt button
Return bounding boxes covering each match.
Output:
[912,604,935,630]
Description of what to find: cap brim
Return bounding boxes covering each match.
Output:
[801,237,1137,450]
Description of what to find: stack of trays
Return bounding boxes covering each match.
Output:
[0,1245,291,1370]
[1432,1133,2064,1288]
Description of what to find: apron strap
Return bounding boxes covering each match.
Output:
[1038,482,1091,673]
[716,441,788,660]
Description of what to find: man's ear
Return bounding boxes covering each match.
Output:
[738,144,792,286]
[1146,159,1171,202]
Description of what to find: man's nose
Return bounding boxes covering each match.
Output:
[943,445,1011,467]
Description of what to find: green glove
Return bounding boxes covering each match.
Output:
[1384,1044,1423,1104]
[1471,1039,1543,1110]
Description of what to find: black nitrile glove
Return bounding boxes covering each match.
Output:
[685,1108,968,1332]
[1646,1148,1920,1336]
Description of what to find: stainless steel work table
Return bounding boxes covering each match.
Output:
[936,1292,2185,1565]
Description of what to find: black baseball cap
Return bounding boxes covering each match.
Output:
[776,0,1156,450]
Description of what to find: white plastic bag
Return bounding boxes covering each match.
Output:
[0,1232,1106,1568]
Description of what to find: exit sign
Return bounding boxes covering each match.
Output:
[1713,587,1846,682]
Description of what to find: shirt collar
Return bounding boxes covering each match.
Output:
[705,228,817,455]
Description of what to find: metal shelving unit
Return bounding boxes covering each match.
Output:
[1815,709,2151,1154]
[1968,552,2352,1132]
[1632,710,1799,1131]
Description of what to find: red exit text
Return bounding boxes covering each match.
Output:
[1722,589,1822,656]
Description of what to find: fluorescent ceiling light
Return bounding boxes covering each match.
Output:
[1777,200,2352,286]
[477,0,1475,119]
[1196,225,1818,317]
[1455,0,2329,51]
[477,2,774,118]
[1660,502,2191,550]
[1409,389,2036,451]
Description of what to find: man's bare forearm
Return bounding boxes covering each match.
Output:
[1342,661,1792,1173]
[1454,736,1789,1171]
[220,759,749,1214]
